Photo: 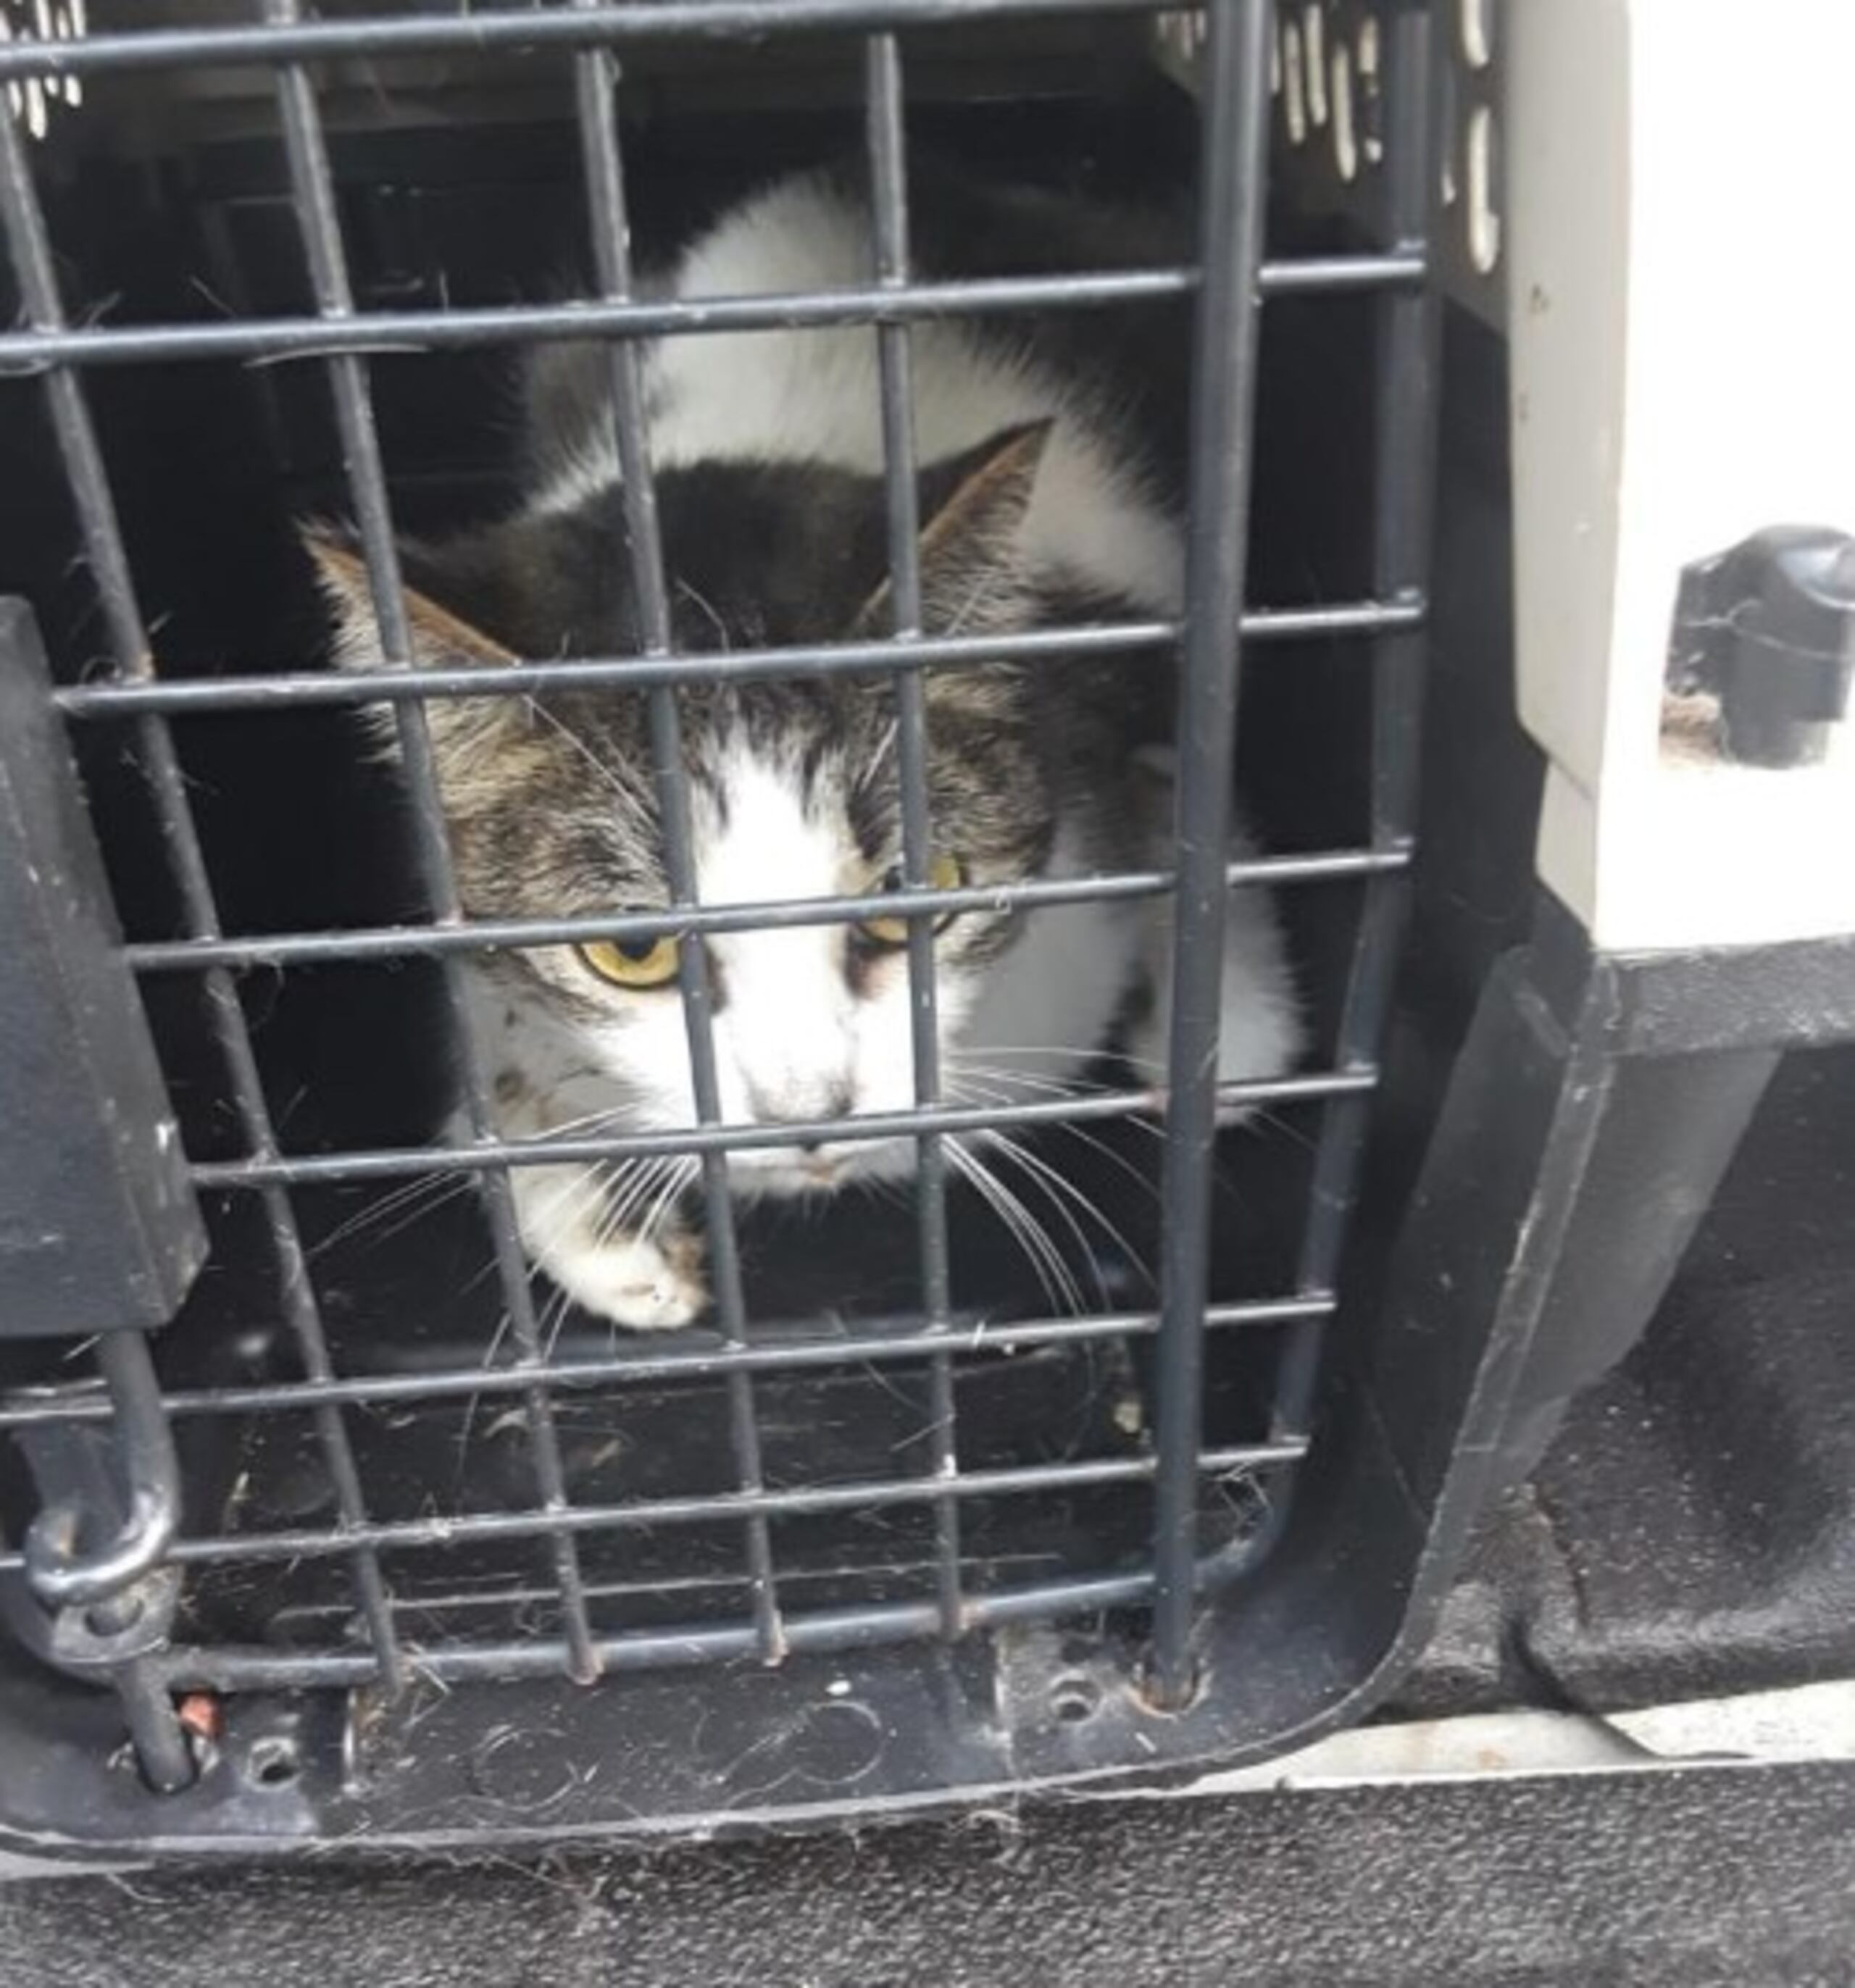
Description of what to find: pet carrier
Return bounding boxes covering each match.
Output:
[1,0,1850,1860]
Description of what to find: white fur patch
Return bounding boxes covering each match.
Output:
[699,748,868,1132]
[1125,825,1304,1114]
[530,175,1184,614]
[956,823,1145,1094]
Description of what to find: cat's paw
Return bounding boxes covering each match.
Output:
[548,1231,708,1332]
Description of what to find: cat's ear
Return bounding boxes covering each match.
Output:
[299,521,516,669]
[853,419,1051,638]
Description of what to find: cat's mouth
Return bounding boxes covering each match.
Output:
[727,1137,912,1195]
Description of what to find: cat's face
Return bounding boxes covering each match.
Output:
[475,693,1045,1193]
[310,427,1069,1193]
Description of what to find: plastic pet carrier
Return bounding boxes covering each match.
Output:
[2,0,1849,1859]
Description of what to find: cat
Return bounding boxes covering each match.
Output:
[306,164,1301,1331]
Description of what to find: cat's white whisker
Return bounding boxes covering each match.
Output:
[517,693,653,830]
[637,1156,699,1248]
[538,1273,580,1367]
[583,1156,679,1261]
[528,1159,666,1360]
[947,1135,1083,1316]
[307,1167,472,1259]
[950,1058,1165,1118]
[946,1138,1062,1316]
[593,1156,690,1266]
[522,1161,617,1259]
[524,1098,651,1142]
[980,1125,1154,1295]
[950,1074,1163,1206]
[986,1161,1085,1317]
[455,1303,520,1470]
[360,1174,480,1253]
[984,1129,1110,1306]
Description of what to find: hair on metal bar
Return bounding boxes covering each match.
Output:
[180,1069,1378,1191]
[1273,3,1441,1451]
[0,270,1191,372]
[0,1298,1334,1435]
[571,13,785,1666]
[0,251,1422,376]
[146,1557,1255,1697]
[864,27,964,1642]
[262,0,600,1684]
[48,598,1425,719]
[1146,0,1275,1712]
[0,1440,1308,1580]
[0,0,1180,85]
[117,848,1409,976]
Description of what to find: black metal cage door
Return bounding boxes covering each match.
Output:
[0,0,1500,1853]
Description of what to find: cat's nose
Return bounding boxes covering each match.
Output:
[749,1078,854,1146]
[797,1083,855,1151]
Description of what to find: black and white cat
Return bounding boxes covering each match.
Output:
[308,166,1300,1330]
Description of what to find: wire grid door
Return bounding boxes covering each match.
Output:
[0,0,1433,1796]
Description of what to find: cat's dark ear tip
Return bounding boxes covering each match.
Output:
[299,519,519,669]
[956,419,1056,519]
[991,417,1056,472]
[296,517,368,600]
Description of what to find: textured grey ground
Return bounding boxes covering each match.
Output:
[5,1761,1855,1986]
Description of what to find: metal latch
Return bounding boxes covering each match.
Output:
[1668,526,1855,769]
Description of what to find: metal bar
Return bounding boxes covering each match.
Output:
[0,0,1222,83]
[1256,251,1429,296]
[865,29,963,1641]
[183,1070,1377,1189]
[64,620,1179,714]
[0,85,408,1700]
[1146,0,1275,1712]
[153,1563,1230,1694]
[112,1655,196,1795]
[572,19,783,1664]
[264,0,599,1682]
[1274,1,1441,1445]
[50,598,1425,718]
[119,850,1410,975]
[0,1298,1330,1432]
[0,274,1187,370]
[0,254,1422,374]
[0,1442,1305,1579]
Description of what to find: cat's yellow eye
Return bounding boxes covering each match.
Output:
[857,853,964,948]
[578,935,680,990]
